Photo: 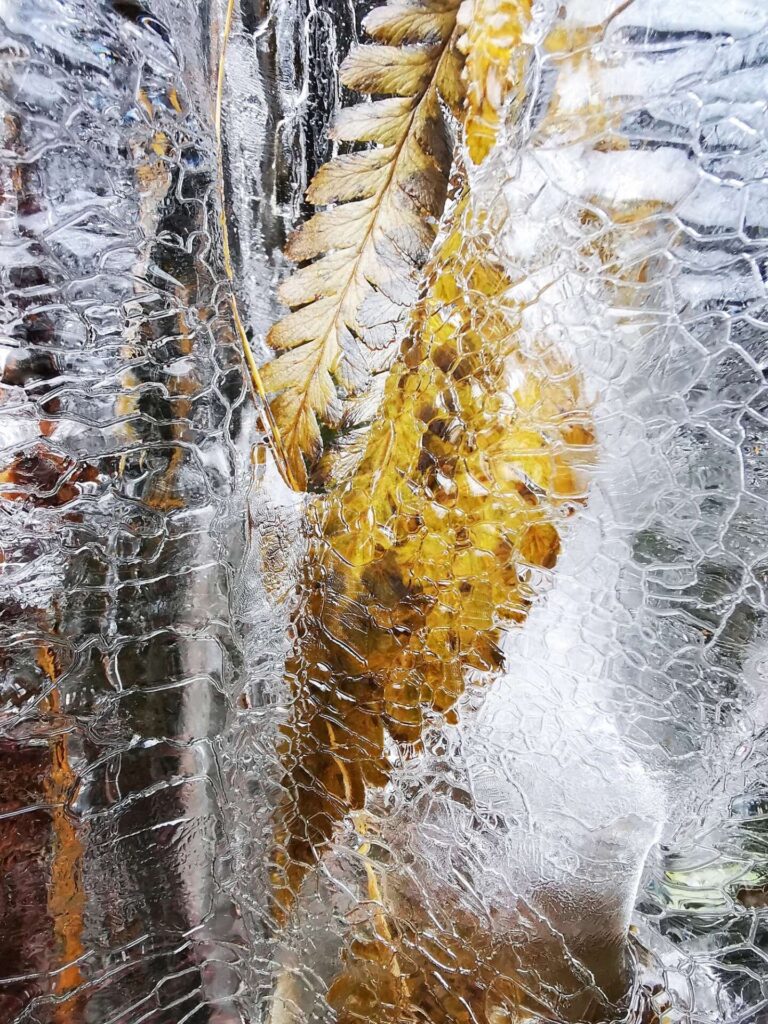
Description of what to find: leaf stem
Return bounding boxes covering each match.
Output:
[216,0,301,491]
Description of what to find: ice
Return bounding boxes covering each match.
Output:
[1,0,768,1022]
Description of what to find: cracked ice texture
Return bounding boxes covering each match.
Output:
[0,0,258,1019]
[1,1,768,1023]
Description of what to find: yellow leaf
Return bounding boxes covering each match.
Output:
[461,0,532,163]
[271,178,595,920]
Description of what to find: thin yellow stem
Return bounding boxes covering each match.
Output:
[40,647,85,1023]
[215,0,300,491]
[354,813,403,979]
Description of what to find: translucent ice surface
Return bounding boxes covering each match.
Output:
[1,1,767,1022]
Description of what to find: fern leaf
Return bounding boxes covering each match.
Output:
[364,4,457,45]
[304,149,396,205]
[265,0,600,938]
[330,97,413,145]
[270,176,595,922]
[261,0,465,489]
[340,43,439,94]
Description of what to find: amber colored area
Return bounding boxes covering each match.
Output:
[0,446,99,509]
[39,647,86,1018]
[0,448,88,1018]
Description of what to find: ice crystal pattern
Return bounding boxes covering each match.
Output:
[1,2,768,1024]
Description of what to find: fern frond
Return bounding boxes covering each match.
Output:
[261,0,465,489]
[267,0,558,930]
[270,175,595,924]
